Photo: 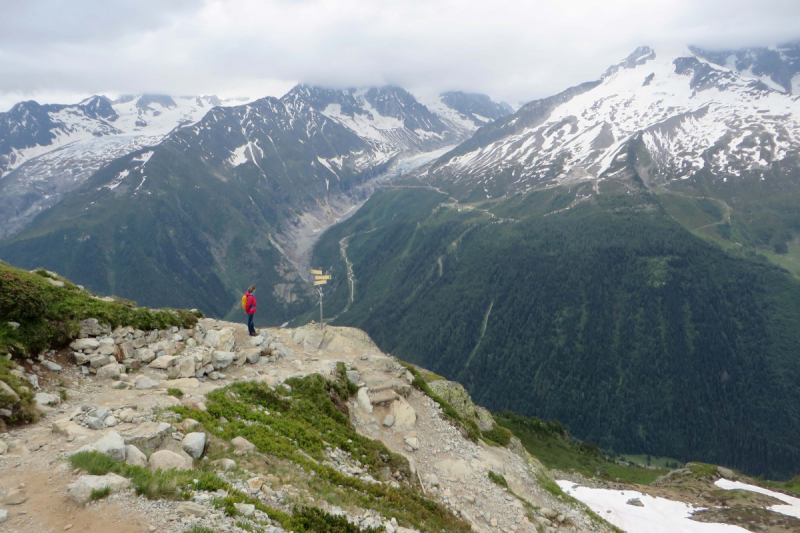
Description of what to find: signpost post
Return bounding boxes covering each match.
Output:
[311,269,329,330]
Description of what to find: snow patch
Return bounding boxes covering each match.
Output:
[557,480,748,533]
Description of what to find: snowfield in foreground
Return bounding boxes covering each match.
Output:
[556,480,748,533]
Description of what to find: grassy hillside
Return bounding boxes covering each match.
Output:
[300,185,800,479]
[0,261,200,427]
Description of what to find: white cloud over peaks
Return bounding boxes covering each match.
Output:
[1,0,800,111]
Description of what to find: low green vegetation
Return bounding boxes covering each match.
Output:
[488,471,508,488]
[306,185,800,479]
[0,261,201,359]
[89,486,112,501]
[167,388,185,398]
[173,368,471,533]
[496,412,668,486]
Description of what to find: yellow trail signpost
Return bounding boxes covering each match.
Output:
[312,269,330,329]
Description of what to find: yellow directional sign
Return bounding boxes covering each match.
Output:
[310,269,322,275]
[313,280,327,286]
[315,275,331,280]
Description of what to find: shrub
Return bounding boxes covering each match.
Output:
[0,272,46,320]
[487,471,508,489]
[89,486,112,501]
[167,388,184,398]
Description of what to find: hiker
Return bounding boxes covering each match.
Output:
[243,285,257,336]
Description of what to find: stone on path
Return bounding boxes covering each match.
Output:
[357,387,373,414]
[121,421,172,452]
[34,392,60,406]
[390,397,416,431]
[135,377,159,390]
[211,351,235,369]
[177,502,208,517]
[1,487,27,505]
[68,474,130,505]
[149,356,175,369]
[0,509,6,523]
[94,431,126,462]
[96,362,121,380]
[168,357,196,379]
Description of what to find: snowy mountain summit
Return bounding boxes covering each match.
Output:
[425,45,800,200]
[0,94,250,239]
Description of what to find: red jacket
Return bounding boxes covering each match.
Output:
[245,292,257,315]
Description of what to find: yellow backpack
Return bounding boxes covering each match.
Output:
[241,294,248,312]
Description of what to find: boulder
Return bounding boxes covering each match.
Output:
[149,450,192,472]
[357,387,373,414]
[41,360,62,372]
[125,445,147,468]
[181,432,206,459]
[70,338,100,351]
[211,351,235,369]
[238,347,262,365]
[231,436,255,453]
[148,356,175,369]
[121,421,172,452]
[34,392,60,406]
[68,445,97,456]
[96,362,121,380]
[346,370,360,384]
[383,415,395,427]
[369,355,396,372]
[246,476,266,492]
[390,397,417,431]
[85,416,106,430]
[89,355,111,368]
[180,418,201,433]
[303,329,325,350]
[134,348,156,364]
[0,509,6,523]
[68,473,130,505]
[248,335,266,346]
[118,408,136,422]
[168,357,196,379]
[202,327,236,352]
[94,431,126,462]
[135,377,159,390]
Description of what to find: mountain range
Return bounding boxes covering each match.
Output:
[3,42,800,479]
[0,85,499,322]
[300,43,800,479]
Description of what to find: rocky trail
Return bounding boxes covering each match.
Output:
[0,318,614,533]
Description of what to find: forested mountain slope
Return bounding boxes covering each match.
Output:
[303,183,800,479]
[0,85,477,323]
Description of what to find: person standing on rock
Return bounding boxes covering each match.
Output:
[243,285,257,336]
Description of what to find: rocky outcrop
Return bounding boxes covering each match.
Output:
[428,380,494,431]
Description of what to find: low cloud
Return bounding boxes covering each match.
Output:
[2,0,800,111]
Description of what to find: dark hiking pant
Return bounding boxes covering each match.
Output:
[247,313,256,335]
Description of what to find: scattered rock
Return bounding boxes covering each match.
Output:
[34,392,61,406]
[626,498,644,507]
[177,502,208,517]
[125,445,148,468]
[1,487,28,505]
[121,421,172,452]
[218,458,237,471]
[96,362,121,380]
[70,338,100,351]
[85,416,106,430]
[234,503,255,517]
[231,436,255,454]
[211,351,235,370]
[181,432,206,459]
[135,377,159,390]
[41,360,62,372]
[346,370,360,384]
[68,474,130,505]
[94,431,126,462]
[383,415,395,427]
[167,357,196,379]
[0,509,6,523]
[149,450,193,472]
[148,356,175,370]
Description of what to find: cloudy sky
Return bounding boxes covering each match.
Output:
[1,0,800,111]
